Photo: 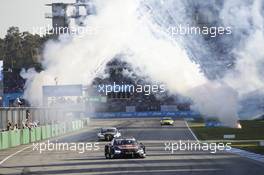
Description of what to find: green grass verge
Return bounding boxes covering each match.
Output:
[188,120,264,155]
[232,142,264,155]
[189,120,264,140]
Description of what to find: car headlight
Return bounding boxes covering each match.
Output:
[97,133,104,137]
[137,148,144,154]
[114,149,121,154]
[114,132,121,137]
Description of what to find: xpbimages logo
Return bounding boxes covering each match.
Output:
[164,140,232,154]
[32,140,100,154]
[97,82,166,95]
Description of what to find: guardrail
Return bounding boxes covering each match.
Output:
[0,119,88,150]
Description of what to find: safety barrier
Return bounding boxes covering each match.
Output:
[30,128,36,143]
[87,111,200,118]
[46,125,51,138]
[41,126,47,140]
[9,130,20,147]
[21,128,30,144]
[0,119,86,150]
[1,132,9,149]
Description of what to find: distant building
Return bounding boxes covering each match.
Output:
[45,0,95,34]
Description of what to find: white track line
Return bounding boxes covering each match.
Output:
[0,127,91,166]
[226,147,264,164]
[184,120,199,142]
[0,145,32,165]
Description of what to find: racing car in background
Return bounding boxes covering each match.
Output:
[97,127,121,141]
[160,117,174,125]
[105,137,146,159]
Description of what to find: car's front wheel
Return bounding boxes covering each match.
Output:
[105,151,114,159]
[140,154,146,158]
[105,152,111,159]
[105,148,115,159]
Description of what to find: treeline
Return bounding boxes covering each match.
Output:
[0,27,54,72]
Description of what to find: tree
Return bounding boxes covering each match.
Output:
[0,38,4,60]
[3,27,23,70]
[0,26,57,72]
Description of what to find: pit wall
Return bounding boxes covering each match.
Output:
[0,119,88,150]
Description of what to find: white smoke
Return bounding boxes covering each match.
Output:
[22,0,206,103]
[222,0,264,94]
[188,0,264,124]
[188,82,239,126]
[21,0,264,127]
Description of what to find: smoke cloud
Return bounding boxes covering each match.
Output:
[21,0,264,127]
[222,0,264,94]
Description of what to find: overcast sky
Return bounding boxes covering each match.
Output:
[0,0,75,38]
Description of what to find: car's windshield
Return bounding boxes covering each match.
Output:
[114,139,137,145]
[101,128,116,133]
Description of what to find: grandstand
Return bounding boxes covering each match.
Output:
[87,57,191,113]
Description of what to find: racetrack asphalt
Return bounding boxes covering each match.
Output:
[0,118,263,175]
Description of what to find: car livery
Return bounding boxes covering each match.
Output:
[160,117,174,125]
[105,137,146,159]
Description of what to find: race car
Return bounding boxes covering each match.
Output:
[104,137,146,159]
[97,127,121,141]
[160,117,174,125]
